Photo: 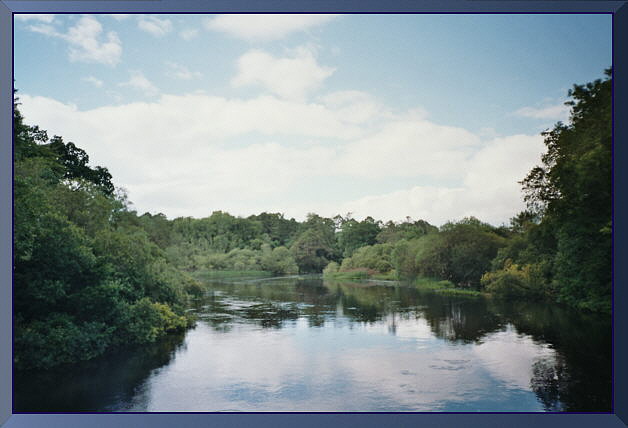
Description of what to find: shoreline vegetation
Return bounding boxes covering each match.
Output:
[323,271,485,298]
[14,70,611,371]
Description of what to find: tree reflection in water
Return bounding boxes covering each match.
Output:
[16,275,611,412]
[193,276,610,411]
[15,331,187,412]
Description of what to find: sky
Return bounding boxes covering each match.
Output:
[13,13,612,226]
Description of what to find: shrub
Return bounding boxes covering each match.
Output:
[323,261,340,274]
[481,261,546,298]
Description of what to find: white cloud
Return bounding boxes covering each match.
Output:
[335,119,480,180]
[119,71,159,96]
[17,92,545,224]
[138,15,173,37]
[109,14,131,21]
[514,103,570,121]
[165,62,202,80]
[27,24,58,37]
[26,15,122,66]
[180,28,199,40]
[319,90,388,125]
[204,14,337,41]
[82,76,104,87]
[332,134,544,225]
[232,46,335,100]
[477,127,500,139]
[15,14,55,23]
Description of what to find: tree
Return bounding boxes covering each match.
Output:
[412,218,506,287]
[376,218,437,244]
[291,214,339,273]
[291,229,337,273]
[13,99,195,370]
[260,245,299,275]
[336,215,381,257]
[520,69,611,311]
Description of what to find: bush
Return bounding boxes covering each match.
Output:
[123,297,189,345]
[340,243,393,273]
[260,245,299,275]
[323,261,340,274]
[15,313,112,370]
[481,261,546,298]
[411,219,506,288]
[391,238,427,280]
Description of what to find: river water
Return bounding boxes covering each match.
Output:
[14,275,612,412]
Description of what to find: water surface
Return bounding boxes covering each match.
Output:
[15,275,611,412]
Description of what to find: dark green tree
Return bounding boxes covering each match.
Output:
[336,215,381,257]
[291,214,339,273]
[520,69,611,311]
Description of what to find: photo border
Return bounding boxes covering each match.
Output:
[1,1,626,427]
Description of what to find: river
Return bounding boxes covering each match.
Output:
[14,275,612,412]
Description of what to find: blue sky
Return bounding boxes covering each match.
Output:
[14,14,611,225]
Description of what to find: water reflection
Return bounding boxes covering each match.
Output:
[14,332,186,412]
[15,275,611,412]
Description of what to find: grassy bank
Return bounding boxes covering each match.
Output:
[193,270,274,281]
[324,269,484,297]
[411,277,484,297]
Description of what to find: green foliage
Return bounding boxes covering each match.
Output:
[389,218,505,288]
[260,245,299,275]
[413,278,483,297]
[247,212,300,247]
[340,243,394,273]
[171,211,265,253]
[430,218,506,288]
[481,261,546,299]
[194,270,272,280]
[517,69,611,312]
[391,238,426,280]
[336,215,381,257]
[123,298,189,345]
[377,218,438,244]
[323,269,370,280]
[290,214,339,273]
[14,101,197,371]
[138,212,174,249]
[322,261,340,274]
[15,314,112,370]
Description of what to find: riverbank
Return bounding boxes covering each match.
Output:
[323,270,484,297]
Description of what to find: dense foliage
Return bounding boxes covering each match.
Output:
[14,97,196,370]
[486,69,612,312]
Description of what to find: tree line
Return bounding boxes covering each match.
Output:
[13,69,610,369]
[326,69,611,313]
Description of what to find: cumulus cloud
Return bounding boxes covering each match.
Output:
[138,15,173,37]
[165,62,202,80]
[204,14,337,41]
[332,134,544,225]
[514,102,570,121]
[336,119,481,179]
[82,76,104,87]
[26,15,122,66]
[318,91,388,125]
[118,71,159,96]
[17,91,544,224]
[109,14,131,21]
[15,14,55,23]
[180,28,199,40]
[232,46,335,100]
